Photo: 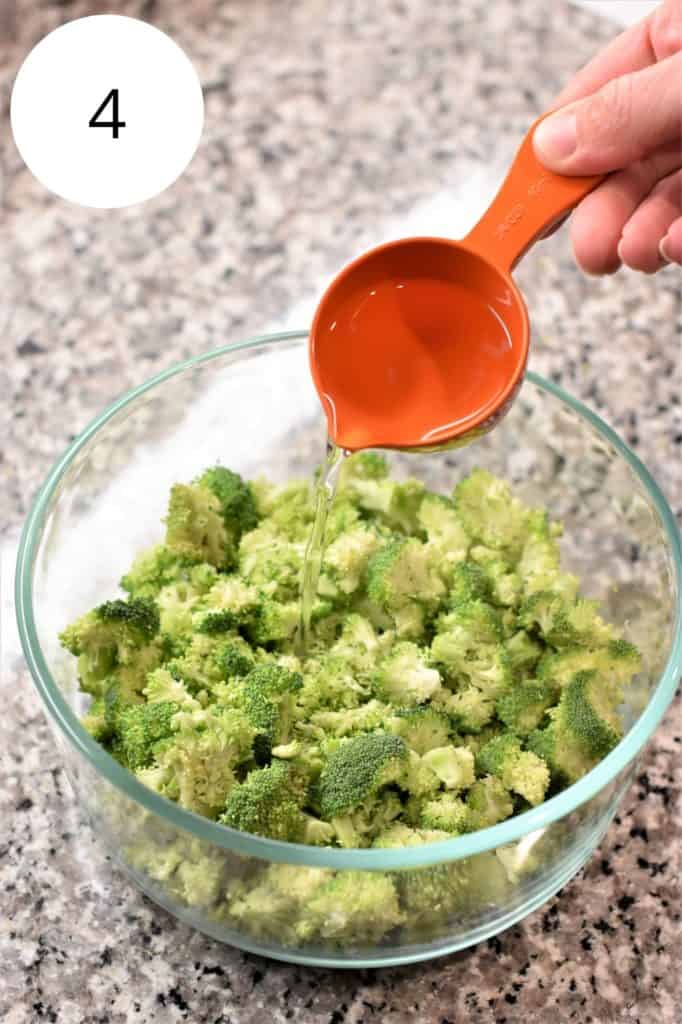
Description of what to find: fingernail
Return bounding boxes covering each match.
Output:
[659,235,672,264]
[534,112,578,163]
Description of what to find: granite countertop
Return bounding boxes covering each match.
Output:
[1,1,680,1021]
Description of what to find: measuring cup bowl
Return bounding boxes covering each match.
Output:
[309,115,604,452]
[310,237,530,452]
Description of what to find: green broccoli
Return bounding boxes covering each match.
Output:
[220,761,307,841]
[422,745,475,790]
[236,663,303,754]
[417,493,469,575]
[165,482,233,569]
[367,537,445,612]
[373,641,442,706]
[197,465,258,538]
[476,733,550,806]
[296,870,405,945]
[138,705,255,817]
[317,732,408,819]
[466,775,515,830]
[114,701,179,770]
[60,596,160,696]
[61,455,641,939]
[454,468,539,556]
[419,793,470,833]
[388,705,452,754]
[496,681,556,736]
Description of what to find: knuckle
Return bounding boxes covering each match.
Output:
[581,77,633,140]
[651,3,682,60]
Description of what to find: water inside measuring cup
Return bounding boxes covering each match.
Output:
[314,275,516,450]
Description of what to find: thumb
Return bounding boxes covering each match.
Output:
[534,52,682,175]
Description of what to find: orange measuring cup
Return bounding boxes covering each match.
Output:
[309,116,604,452]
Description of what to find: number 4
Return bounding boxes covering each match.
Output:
[89,89,126,139]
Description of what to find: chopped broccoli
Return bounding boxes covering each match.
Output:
[454,469,538,556]
[422,746,475,790]
[529,670,623,786]
[496,681,556,736]
[114,701,179,770]
[61,457,641,955]
[197,465,258,539]
[317,732,408,818]
[59,596,160,696]
[419,793,470,833]
[296,870,405,945]
[165,482,233,569]
[466,775,515,830]
[373,641,442,706]
[476,734,550,806]
[388,705,452,754]
[220,761,307,841]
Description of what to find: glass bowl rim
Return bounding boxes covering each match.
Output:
[15,329,682,871]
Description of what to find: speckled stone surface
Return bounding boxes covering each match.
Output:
[1,1,680,1022]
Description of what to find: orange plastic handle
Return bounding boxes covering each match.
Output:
[464,115,604,272]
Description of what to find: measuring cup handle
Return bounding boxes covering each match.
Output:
[463,114,604,272]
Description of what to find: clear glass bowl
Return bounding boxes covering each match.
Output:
[16,331,681,968]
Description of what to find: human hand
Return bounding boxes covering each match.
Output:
[533,0,681,274]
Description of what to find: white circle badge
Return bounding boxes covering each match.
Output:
[11,16,204,209]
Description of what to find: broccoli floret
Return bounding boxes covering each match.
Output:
[454,469,538,556]
[556,669,622,758]
[329,790,404,848]
[373,642,442,706]
[505,630,543,675]
[547,599,617,649]
[157,581,203,637]
[496,682,556,736]
[417,493,469,575]
[330,614,383,673]
[296,871,405,945]
[321,523,381,596]
[249,478,314,541]
[388,705,452,754]
[215,641,255,680]
[235,663,303,752]
[419,793,470,833]
[165,482,233,569]
[340,451,389,483]
[466,775,514,830]
[60,596,160,696]
[114,701,179,770]
[139,705,255,817]
[220,761,307,841]
[447,561,492,606]
[401,749,442,797]
[317,732,408,819]
[144,667,200,709]
[238,527,304,600]
[197,466,258,539]
[309,699,392,738]
[246,597,300,647]
[226,863,330,943]
[432,601,503,666]
[194,609,239,634]
[433,686,496,733]
[476,734,550,806]
[422,746,475,790]
[340,458,424,535]
[120,544,207,598]
[367,538,445,612]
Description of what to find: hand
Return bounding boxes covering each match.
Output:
[533,0,681,274]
